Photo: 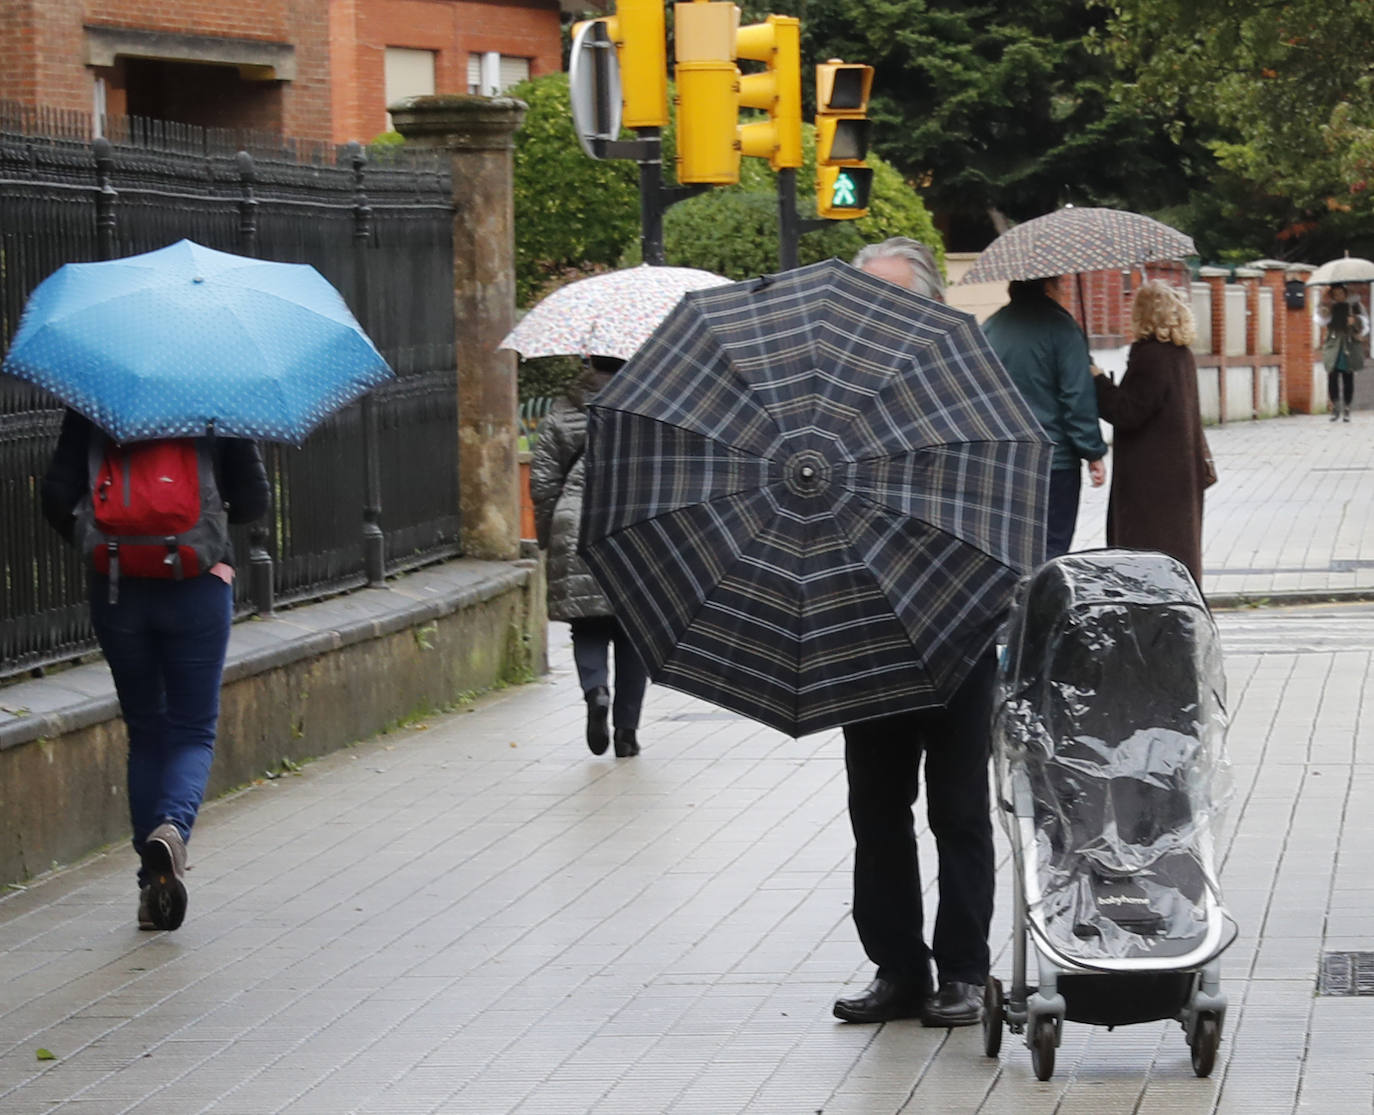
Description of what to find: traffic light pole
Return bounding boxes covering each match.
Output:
[638,128,667,265]
[776,168,836,272]
[632,127,710,266]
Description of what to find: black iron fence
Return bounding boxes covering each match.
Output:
[0,105,459,681]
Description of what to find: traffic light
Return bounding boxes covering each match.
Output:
[674,3,803,184]
[815,59,873,219]
[578,0,669,129]
[674,0,740,184]
[736,14,802,171]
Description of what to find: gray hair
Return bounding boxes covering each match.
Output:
[851,237,944,301]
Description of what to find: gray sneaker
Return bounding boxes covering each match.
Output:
[142,822,188,931]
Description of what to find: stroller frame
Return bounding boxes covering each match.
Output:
[984,766,1232,1080]
[983,549,1236,1081]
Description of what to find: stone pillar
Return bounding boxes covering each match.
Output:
[391,94,528,561]
[1284,265,1316,414]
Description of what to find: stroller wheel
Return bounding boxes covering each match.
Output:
[1030,1017,1056,1081]
[982,978,1003,1057]
[1190,1015,1220,1077]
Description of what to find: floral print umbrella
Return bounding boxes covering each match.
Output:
[959,207,1196,284]
[500,265,731,361]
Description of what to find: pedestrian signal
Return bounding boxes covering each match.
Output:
[819,166,873,213]
[815,60,873,220]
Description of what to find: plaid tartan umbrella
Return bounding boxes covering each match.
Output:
[958,207,1195,284]
[581,259,1054,738]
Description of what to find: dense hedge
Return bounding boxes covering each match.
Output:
[510,74,642,306]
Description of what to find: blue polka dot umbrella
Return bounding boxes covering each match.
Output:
[2,239,393,445]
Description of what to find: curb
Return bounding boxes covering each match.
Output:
[1207,587,1374,611]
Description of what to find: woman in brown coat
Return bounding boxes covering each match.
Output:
[1092,280,1210,585]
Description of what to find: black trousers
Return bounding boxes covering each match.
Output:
[570,616,647,731]
[1045,466,1082,559]
[842,651,997,991]
[1329,368,1354,407]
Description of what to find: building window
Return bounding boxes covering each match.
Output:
[466,53,530,96]
[384,47,436,130]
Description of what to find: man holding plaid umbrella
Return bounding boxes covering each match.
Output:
[831,239,997,1028]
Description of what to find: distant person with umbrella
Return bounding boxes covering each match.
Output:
[830,238,999,1028]
[1317,283,1368,423]
[530,355,648,758]
[1090,280,1211,585]
[8,239,395,931]
[982,277,1107,556]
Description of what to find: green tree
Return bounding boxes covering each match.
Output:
[1106,0,1374,259]
[792,0,1200,248]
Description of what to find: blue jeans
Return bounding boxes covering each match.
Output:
[89,573,232,884]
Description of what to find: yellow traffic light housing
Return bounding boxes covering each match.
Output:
[815,60,874,219]
[736,14,802,171]
[599,0,669,129]
[674,0,741,184]
[674,3,804,184]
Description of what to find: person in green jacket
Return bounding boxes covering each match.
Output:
[982,277,1107,557]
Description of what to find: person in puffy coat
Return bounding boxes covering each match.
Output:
[529,355,647,758]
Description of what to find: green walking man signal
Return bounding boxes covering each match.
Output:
[831,170,859,207]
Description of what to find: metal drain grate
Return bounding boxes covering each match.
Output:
[1318,952,1374,996]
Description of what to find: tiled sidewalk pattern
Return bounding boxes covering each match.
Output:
[2,414,1373,1114]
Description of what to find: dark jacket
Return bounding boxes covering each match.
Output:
[528,378,614,622]
[1094,339,1207,584]
[41,409,271,564]
[983,292,1108,471]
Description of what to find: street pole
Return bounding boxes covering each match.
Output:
[777,167,799,271]
[637,127,665,266]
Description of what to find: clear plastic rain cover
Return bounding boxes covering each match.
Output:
[993,550,1231,961]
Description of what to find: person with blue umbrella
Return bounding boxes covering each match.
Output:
[12,239,392,931]
[41,412,269,931]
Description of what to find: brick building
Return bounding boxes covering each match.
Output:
[330,0,563,144]
[0,0,563,145]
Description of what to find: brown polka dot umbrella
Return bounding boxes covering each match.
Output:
[958,207,1196,284]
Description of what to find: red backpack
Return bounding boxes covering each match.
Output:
[75,434,232,603]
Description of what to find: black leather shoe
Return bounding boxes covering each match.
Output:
[585,687,610,755]
[613,728,640,757]
[921,980,983,1027]
[833,977,927,1023]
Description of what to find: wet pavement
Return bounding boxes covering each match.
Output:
[2,413,1372,1114]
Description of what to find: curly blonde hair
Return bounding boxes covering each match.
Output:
[1131,279,1196,346]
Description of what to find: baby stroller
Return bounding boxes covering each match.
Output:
[985,550,1237,1080]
